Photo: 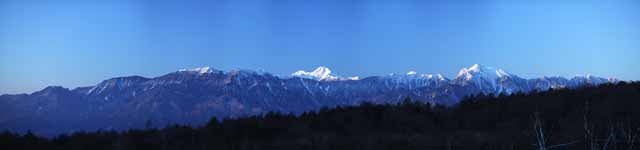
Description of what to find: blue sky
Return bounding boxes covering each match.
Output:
[1,0,639,94]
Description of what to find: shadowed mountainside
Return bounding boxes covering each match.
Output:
[2,82,639,150]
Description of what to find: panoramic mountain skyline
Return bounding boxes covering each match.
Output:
[1,0,639,94]
[0,63,617,136]
[1,64,623,95]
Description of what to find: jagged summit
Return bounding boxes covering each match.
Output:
[452,64,521,93]
[456,64,512,80]
[387,70,448,82]
[292,66,336,80]
[291,66,358,81]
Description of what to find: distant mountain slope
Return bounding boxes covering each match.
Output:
[0,64,617,136]
[3,82,639,150]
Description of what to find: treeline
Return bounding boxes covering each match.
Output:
[2,82,640,150]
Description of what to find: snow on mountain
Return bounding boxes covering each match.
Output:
[0,63,621,136]
[530,76,570,90]
[427,74,447,81]
[382,71,449,90]
[456,64,511,81]
[386,70,447,80]
[87,76,150,95]
[453,64,527,94]
[570,75,609,86]
[178,67,215,74]
[291,66,358,81]
[346,76,360,80]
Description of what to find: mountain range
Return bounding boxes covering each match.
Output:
[0,64,617,136]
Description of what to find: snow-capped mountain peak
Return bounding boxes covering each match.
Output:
[406,70,417,75]
[179,67,214,74]
[291,66,359,81]
[467,64,482,72]
[454,64,519,92]
[456,64,511,80]
[291,66,341,81]
[311,66,332,79]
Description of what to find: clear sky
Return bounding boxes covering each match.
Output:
[1,0,639,94]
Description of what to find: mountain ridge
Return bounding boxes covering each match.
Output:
[0,64,620,136]
[2,64,618,96]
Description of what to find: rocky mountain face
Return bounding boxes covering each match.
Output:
[0,64,616,136]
